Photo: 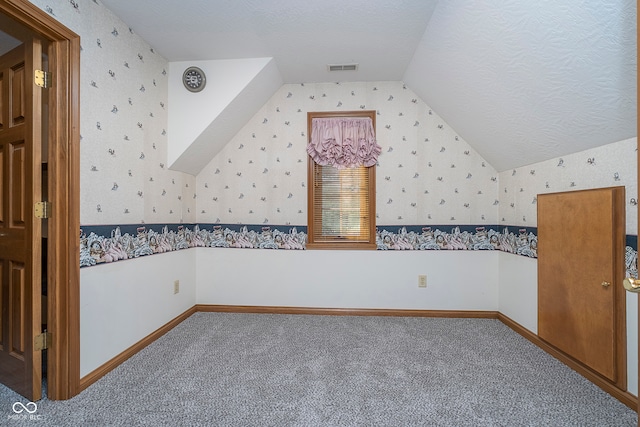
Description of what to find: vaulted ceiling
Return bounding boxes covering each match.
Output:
[101,0,637,172]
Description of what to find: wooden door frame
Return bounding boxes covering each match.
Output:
[0,0,80,400]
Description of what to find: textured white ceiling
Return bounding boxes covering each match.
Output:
[100,0,438,83]
[100,0,637,172]
[404,0,637,171]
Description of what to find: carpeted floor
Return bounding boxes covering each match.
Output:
[1,313,637,426]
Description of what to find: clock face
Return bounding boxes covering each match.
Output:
[182,67,206,92]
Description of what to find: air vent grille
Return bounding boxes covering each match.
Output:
[328,63,359,72]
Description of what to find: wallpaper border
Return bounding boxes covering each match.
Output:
[78,223,638,278]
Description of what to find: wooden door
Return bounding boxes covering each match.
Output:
[538,187,626,385]
[0,38,43,401]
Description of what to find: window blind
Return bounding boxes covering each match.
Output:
[312,163,371,241]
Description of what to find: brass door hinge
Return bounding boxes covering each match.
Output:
[34,69,52,88]
[34,201,51,219]
[34,331,52,351]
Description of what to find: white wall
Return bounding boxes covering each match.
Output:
[80,250,197,377]
[498,252,537,333]
[78,244,638,395]
[196,248,499,311]
[498,251,639,396]
[168,58,282,174]
[168,58,272,161]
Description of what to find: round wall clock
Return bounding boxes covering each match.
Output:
[182,66,206,92]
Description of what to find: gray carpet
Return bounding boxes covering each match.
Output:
[1,313,637,426]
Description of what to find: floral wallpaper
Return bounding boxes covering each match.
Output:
[31,0,196,225]
[31,1,637,279]
[498,137,638,234]
[196,81,499,226]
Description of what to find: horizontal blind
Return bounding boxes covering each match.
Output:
[313,164,370,241]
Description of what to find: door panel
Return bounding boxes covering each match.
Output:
[11,142,25,225]
[11,62,24,124]
[0,38,43,401]
[538,187,625,383]
[10,262,26,356]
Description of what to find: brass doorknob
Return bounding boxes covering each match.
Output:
[623,277,640,293]
[601,281,611,288]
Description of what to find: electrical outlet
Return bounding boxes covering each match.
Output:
[418,275,427,288]
[174,280,180,294]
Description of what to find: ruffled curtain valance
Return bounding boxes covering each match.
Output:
[307,117,381,168]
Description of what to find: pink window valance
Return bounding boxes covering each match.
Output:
[307,117,381,168]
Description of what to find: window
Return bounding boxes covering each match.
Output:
[306,111,378,249]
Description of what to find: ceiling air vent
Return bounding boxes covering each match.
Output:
[328,63,359,72]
